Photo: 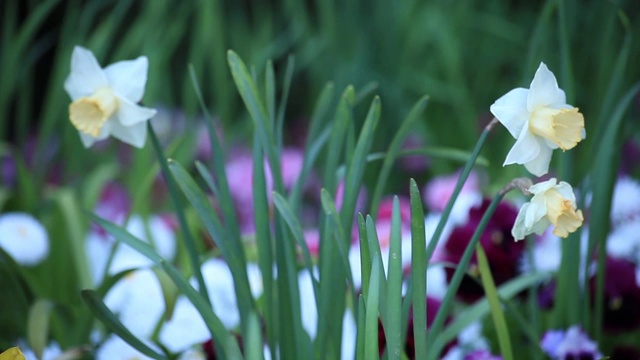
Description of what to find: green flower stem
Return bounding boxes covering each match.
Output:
[424,118,497,264]
[148,123,210,306]
[426,191,505,360]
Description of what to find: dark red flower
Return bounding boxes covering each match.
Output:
[589,257,640,333]
[442,198,525,302]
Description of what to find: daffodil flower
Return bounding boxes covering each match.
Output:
[64,46,156,148]
[512,178,584,241]
[490,62,585,176]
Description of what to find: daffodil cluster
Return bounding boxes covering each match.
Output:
[491,63,585,240]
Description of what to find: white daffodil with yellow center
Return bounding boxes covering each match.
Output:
[512,178,584,241]
[64,46,157,148]
[490,62,585,177]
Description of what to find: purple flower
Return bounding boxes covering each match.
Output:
[540,326,601,360]
[442,198,525,302]
[92,182,131,238]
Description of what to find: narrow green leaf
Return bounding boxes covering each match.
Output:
[148,124,210,306]
[272,192,318,290]
[275,55,295,148]
[228,50,284,192]
[365,215,388,327]
[476,245,513,360]
[323,86,355,193]
[358,214,372,302]
[340,97,381,235]
[81,290,168,360]
[245,312,264,360]
[266,60,276,129]
[370,96,429,218]
[364,259,381,360]
[27,299,54,360]
[54,190,91,290]
[195,161,221,200]
[167,161,241,271]
[386,197,403,360]
[167,160,255,329]
[306,82,335,148]
[320,189,355,291]
[409,179,428,359]
[424,121,494,275]
[90,214,163,263]
[188,65,242,246]
[356,296,366,360]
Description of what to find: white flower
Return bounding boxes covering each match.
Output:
[490,62,585,176]
[103,268,164,339]
[96,335,158,360]
[611,176,640,226]
[0,212,49,266]
[64,46,156,148]
[512,178,584,241]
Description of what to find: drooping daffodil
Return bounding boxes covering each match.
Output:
[64,46,156,148]
[490,62,585,176]
[512,178,584,241]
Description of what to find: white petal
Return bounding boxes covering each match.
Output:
[299,269,318,339]
[527,62,563,111]
[64,46,108,100]
[555,181,577,203]
[528,178,557,194]
[105,56,149,102]
[200,259,241,329]
[159,297,208,352]
[504,127,541,166]
[554,88,567,107]
[0,213,49,266]
[116,95,157,126]
[490,88,530,138]
[512,203,530,240]
[78,121,112,148]
[523,145,553,177]
[110,121,148,148]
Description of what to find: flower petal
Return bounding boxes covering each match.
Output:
[527,62,563,111]
[504,126,540,166]
[524,145,553,177]
[64,46,108,100]
[528,178,557,194]
[104,56,149,102]
[555,181,577,203]
[110,121,148,148]
[116,96,157,126]
[78,121,112,148]
[512,203,530,240]
[490,88,530,138]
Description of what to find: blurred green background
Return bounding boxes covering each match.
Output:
[2,0,640,194]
